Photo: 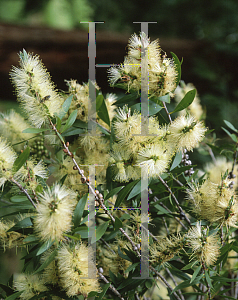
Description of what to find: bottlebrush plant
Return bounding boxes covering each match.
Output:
[0,32,238,300]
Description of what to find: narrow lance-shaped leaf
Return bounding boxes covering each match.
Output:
[171,89,196,114]
[96,94,110,127]
[224,120,238,133]
[190,265,202,283]
[33,249,57,275]
[171,52,182,88]
[22,128,48,133]
[73,193,88,227]
[222,127,238,143]
[12,147,30,173]
[58,95,73,120]
[61,110,78,133]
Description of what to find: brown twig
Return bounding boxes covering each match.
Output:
[98,270,124,300]
[149,266,182,300]
[158,175,191,227]
[10,178,36,209]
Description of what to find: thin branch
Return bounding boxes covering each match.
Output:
[49,119,141,257]
[158,175,191,227]
[163,217,170,235]
[10,178,36,208]
[231,150,238,174]
[206,144,217,165]
[163,102,172,123]
[149,266,182,300]
[98,270,124,300]
[107,200,159,242]
[166,267,185,300]
[170,173,184,187]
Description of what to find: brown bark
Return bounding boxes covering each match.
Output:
[0,22,203,100]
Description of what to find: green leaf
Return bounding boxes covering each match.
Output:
[96,94,110,127]
[171,89,196,114]
[113,216,123,231]
[0,283,14,296]
[172,280,192,294]
[55,116,62,131]
[171,52,182,87]
[115,179,140,207]
[96,94,104,110]
[211,276,238,283]
[8,217,32,232]
[80,210,95,225]
[33,249,57,275]
[190,265,202,283]
[181,261,198,270]
[58,95,73,120]
[125,262,140,273]
[170,151,183,171]
[104,186,124,200]
[61,109,78,133]
[205,269,213,288]
[73,226,90,239]
[23,235,39,243]
[12,147,30,173]
[10,195,28,203]
[95,282,111,300]
[155,204,171,215]
[221,127,238,143]
[224,120,238,133]
[37,240,54,256]
[22,128,48,133]
[158,94,170,104]
[73,194,88,227]
[127,180,141,200]
[130,100,162,116]
[5,291,22,300]
[115,92,139,105]
[92,221,110,243]
[74,119,88,128]
[117,246,132,263]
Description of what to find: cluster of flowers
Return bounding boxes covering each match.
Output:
[108,32,177,97]
[0,31,238,299]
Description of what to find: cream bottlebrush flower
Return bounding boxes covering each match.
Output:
[34,184,77,242]
[114,105,141,137]
[57,242,101,297]
[204,156,238,188]
[0,138,17,188]
[174,81,204,120]
[187,179,238,228]
[10,50,63,128]
[0,110,35,151]
[66,80,100,122]
[169,115,207,151]
[136,143,171,178]
[109,143,140,182]
[150,234,184,265]
[15,159,48,182]
[0,219,25,250]
[14,273,47,300]
[185,222,220,266]
[108,32,177,97]
[97,240,131,277]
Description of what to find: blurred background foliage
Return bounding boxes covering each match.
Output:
[0,0,238,288]
[0,0,238,133]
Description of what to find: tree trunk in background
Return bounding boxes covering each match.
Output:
[0,22,203,100]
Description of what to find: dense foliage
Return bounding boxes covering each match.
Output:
[0,32,238,300]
